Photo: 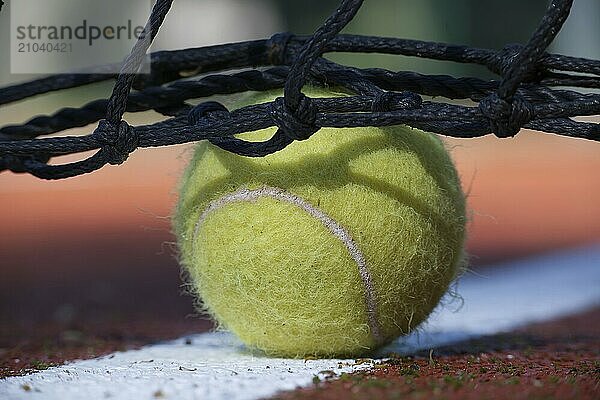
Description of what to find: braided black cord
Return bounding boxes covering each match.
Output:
[1,0,176,179]
[4,35,599,108]
[478,0,574,138]
[0,0,598,179]
[4,56,597,140]
[105,0,173,122]
[204,0,366,156]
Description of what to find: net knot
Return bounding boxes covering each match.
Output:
[270,94,318,141]
[479,93,534,138]
[267,32,295,65]
[188,101,230,125]
[372,91,422,112]
[95,120,138,165]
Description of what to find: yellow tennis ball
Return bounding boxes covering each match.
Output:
[174,88,466,358]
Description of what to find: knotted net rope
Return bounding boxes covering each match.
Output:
[0,0,598,179]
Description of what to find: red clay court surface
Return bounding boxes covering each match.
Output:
[274,308,600,400]
[1,305,599,398]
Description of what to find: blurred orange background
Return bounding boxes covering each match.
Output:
[3,117,598,269]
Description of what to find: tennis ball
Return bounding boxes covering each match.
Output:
[174,88,466,358]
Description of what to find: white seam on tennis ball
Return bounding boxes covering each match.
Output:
[193,186,382,344]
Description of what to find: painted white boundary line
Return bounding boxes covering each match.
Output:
[384,244,600,353]
[1,245,599,400]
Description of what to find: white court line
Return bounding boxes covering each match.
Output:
[1,244,599,400]
[384,243,600,353]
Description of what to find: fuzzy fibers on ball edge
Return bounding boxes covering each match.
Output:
[173,88,467,358]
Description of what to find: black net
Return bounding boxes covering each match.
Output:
[0,0,598,179]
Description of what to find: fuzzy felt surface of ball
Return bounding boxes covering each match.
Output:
[174,88,466,358]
